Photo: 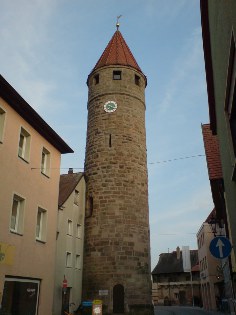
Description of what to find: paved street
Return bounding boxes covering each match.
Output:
[154,306,227,315]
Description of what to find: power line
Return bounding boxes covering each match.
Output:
[31,154,205,170]
[149,154,205,165]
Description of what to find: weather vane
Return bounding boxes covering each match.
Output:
[116,15,122,30]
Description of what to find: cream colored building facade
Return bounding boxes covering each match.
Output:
[197,222,223,311]
[0,75,72,315]
[53,171,86,315]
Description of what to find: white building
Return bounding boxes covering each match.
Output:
[53,170,86,315]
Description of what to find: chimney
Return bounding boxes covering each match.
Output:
[176,246,181,260]
[68,168,73,174]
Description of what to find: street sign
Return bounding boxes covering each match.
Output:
[209,236,232,259]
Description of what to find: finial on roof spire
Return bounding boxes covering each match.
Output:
[116,15,122,30]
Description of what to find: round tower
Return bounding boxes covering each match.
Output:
[83,28,153,314]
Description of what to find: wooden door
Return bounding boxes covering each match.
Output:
[113,284,124,313]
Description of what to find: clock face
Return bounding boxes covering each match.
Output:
[104,101,117,113]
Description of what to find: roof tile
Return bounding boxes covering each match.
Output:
[58,172,83,207]
[92,30,143,74]
[202,124,223,180]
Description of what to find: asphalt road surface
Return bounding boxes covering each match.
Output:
[154,306,226,315]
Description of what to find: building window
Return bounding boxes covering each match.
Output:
[41,147,50,176]
[74,190,79,205]
[76,224,81,239]
[135,74,140,86]
[113,70,121,80]
[94,74,99,85]
[36,207,47,242]
[18,127,31,161]
[10,194,24,234]
[0,106,6,143]
[67,219,73,236]
[66,252,72,267]
[1,278,40,314]
[225,33,236,179]
[75,255,81,269]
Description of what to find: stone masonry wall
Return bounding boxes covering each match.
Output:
[83,65,152,313]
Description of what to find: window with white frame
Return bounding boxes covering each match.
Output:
[66,252,72,267]
[74,190,79,205]
[18,127,31,161]
[0,106,6,143]
[76,224,81,239]
[67,219,73,236]
[10,194,25,234]
[75,254,81,269]
[41,147,50,176]
[36,207,47,242]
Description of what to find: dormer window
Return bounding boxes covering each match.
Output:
[113,71,121,80]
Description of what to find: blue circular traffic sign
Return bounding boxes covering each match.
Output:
[209,236,232,259]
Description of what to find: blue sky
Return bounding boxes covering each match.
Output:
[0,0,213,269]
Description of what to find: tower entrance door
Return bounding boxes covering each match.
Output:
[113,284,124,313]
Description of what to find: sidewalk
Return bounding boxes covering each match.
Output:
[187,307,229,315]
[206,312,230,315]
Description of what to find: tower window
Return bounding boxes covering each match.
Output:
[113,71,121,80]
[109,134,112,147]
[135,74,140,86]
[86,195,93,217]
[94,74,99,85]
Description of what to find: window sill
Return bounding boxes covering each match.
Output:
[10,230,23,236]
[36,238,46,244]
[18,155,29,164]
[41,171,50,178]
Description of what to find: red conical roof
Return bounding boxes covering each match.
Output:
[91,30,143,74]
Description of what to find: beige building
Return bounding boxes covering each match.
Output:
[152,248,201,307]
[201,124,234,312]
[53,170,86,315]
[0,75,73,315]
[200,0,236,300]
[197,215,224,311]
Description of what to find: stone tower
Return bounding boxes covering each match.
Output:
[83,26,152,314]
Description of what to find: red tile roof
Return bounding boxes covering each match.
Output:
[92,30,143,74]
[205,208,216,223]
[58,172,83,207]
[202,124,223,180]
[191,263,200,272]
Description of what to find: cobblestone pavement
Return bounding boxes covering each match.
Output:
[155,305,228,315]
